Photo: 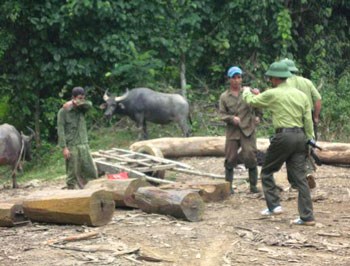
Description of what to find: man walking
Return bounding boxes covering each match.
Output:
[219,66,260,194]
[242,61,316,225]
[281,58,322,189]
[57,86,97,189]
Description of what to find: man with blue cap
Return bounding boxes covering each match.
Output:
[219,66,261,194]
[242,61,316,226]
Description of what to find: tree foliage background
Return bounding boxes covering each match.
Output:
[0,0,349,144]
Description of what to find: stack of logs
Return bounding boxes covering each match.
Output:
[0,177,231,227]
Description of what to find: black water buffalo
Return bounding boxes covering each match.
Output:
[0,124,35,188]
[101,88,191,139]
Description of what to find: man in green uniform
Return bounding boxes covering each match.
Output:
[242,62,316,226]
[57,87,97,189]
[281,58,322,189]
[219,66,260,194]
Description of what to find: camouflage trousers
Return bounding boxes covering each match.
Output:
[65,144,97,188]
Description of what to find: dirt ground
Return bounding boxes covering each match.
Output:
[0,156,350,266]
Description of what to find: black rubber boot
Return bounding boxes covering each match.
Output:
[225,168,234,194]
[248,167,259,193]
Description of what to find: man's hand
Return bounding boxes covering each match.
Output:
[251,88,260,95]
[63,100,76,110]
[63,147,71,160]
[313,116,320,125]
[241,86,260,95]
[233,116,241,125]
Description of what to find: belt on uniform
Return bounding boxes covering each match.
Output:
[275,127,304,134]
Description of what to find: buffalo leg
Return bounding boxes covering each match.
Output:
[179,119,191,137]
[12,172,18,189]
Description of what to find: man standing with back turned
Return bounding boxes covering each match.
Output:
[242,62,316,226]
[57,86,97,189]
[219,66,260,194]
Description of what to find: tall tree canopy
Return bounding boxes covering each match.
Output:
[0,0,349,142]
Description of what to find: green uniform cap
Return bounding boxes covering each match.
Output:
[280,58,299,72]
[265,62,292,78]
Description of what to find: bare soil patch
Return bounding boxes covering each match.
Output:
[0,157,349,266]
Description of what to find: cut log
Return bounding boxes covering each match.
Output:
[0,202,29,227]
[130,137,270,158]
[84,177,151,208]
[160,181,230,202]
[134,187,204,222]
[130,137,350,166]
[315,149,350,165]
[22,189,115,227]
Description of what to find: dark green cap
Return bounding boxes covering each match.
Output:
[280,58,299,72]
[265,62,292,78]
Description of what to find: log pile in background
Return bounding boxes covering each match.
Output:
[130,137,350,166]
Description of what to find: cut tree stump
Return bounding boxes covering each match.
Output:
[160,181,230,202]
[134,187,204,222]
[84,177,151,208]
[0,202,29,227]
[22,189,115,226]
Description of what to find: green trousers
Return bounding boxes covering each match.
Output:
[261,131,314,222]
[65,144,97,188]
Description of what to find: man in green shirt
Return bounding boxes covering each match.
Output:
[57,87,97,189]
[242,62,316,226]
[281,58,322,189]
[219,66,260,194]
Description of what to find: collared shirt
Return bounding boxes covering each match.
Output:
[219,89,259,139]
[287,75,321,110]
[57,100,92,148]
[242,82,314,140]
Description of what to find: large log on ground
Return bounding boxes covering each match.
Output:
[130,137,270,158]
[160,181,230,202]
[22,189,115,226]
[134,187,204,222]
[84,177,151,208]
[130,137,350,166]
[0,202,29,227]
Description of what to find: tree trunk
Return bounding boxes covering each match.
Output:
[130,137,270,157]
[34,93,41,146]
[84,177,151,208]
[0,202,29,227]
[180,54,187,98]
[134,187,204,222]
[160,180,230,202]
[130,137,350,166]
[22,189,115,226]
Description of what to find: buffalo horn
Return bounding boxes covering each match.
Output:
[26,127,36,140]
[103,90,110,101]
[114,89,129,102]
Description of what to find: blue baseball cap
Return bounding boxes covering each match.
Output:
[227,66,242,78]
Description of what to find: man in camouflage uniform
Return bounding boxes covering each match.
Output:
[57,87,97,189]
[219,66,260,194]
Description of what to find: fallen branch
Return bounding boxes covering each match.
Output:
[46,231,99,245]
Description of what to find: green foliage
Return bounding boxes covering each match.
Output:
[0,0,348,146]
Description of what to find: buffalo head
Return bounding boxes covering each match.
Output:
[100,89,129,119]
